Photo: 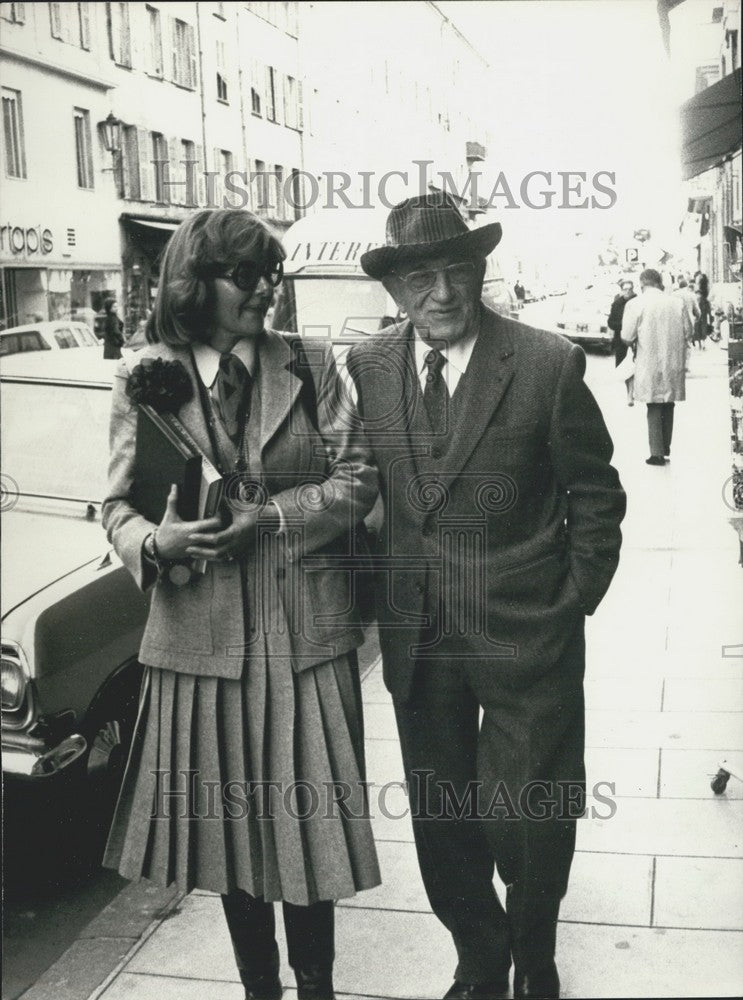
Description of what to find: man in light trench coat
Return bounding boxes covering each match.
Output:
[621,267,692,466]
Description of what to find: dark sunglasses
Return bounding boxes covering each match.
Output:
[216,258,283,293]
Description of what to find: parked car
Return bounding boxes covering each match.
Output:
[481,255,518,319]
[0,320,100,358]
[2,351,148,830]
[555,288,613,352]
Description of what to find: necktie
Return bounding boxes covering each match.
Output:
[423,348,448,434]
[216,352,251,445]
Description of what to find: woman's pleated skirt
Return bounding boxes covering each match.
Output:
[103,650,381,906]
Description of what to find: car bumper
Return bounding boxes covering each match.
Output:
[3,731,87,779]
[558,325,612,348]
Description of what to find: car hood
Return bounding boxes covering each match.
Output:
[1,507,108,618]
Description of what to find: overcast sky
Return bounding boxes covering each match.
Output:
[440,0,685,259]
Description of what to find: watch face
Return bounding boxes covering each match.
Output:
[168,564,193,587]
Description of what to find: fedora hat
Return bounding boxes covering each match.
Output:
[360,191,502,280]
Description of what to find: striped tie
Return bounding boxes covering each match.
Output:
[423,348,448,434]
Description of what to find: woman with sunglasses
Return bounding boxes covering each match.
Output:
[102,208,380,1000]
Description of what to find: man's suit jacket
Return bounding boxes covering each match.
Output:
[103,330,378,679]
[347,305,626,702]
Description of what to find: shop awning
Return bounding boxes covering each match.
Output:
[124,218,180,233]
[680,68,742,181]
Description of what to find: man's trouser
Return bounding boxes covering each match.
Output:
[646,401,675,458]
[392,628,586,985]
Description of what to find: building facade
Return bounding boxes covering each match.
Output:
[670,0,741,294]
[0,1,490,332]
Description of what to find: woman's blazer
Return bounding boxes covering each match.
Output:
[102,331,378,678]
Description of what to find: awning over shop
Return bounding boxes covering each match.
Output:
[123,217,180,233]
[680,67,742,181]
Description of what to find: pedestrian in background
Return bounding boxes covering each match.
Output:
[102,299,125,360]
[607,280,636,366]
[513,279,526,308]
[674,275,700,332]
[692,286,712,350]
[621,268,692,466]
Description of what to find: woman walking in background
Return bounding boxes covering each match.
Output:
[102,299,124,360]
[102,208,381,1000]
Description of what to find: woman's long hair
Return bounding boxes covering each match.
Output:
[149,209,285,346]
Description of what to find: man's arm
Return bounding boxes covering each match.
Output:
[548,345,626,614]
[270,346,379,560]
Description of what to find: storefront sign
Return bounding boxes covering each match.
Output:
[0,224,54,256]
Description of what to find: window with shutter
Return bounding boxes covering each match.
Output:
[274,73,283,125]
[253,158,267,211]
[120,3,131,66]
[172,18,196,88]
[181,139,197,206]
[187,23,197,89]
[107,2,131,66]
[137,126,154,200]
[146,5,163,76]
[265,66,276,122]
[1,3,26,24]
[274,164,284,220]
[297,79,304,131]
[194,143,205,206]
[2,87,27,179]
[250,60,262,116]
[73,108,94,189]
[151,132,168,202]
[122,124,140,199]
[78,2,90,48]
[50,2,62,39]
[167,136,181,205]
[212,147,223,207]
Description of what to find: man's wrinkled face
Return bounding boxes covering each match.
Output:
[384,254,486,346]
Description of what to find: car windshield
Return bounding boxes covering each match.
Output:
[273,277,396,340]
[1,380,110,502]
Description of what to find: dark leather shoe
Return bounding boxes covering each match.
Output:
[242,975,282,1000]
[645,456,666,466]
[295,965,335,1000]
[443,978,509,999]
[513,961,560,999]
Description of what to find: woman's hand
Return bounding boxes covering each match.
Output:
[155,485,223,561]
[186,509,261,563]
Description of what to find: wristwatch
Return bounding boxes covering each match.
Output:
[143,531,192,586]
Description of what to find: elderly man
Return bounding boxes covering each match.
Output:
[621,268,692,465]
[347,193,626,1000]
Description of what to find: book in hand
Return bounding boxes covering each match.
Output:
[132,404,224,575]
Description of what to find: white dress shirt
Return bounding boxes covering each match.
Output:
[191,338,256,390]
[412,327,479,396]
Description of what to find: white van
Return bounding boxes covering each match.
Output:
[271,208,515,344]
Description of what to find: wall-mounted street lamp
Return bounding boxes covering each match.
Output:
[98,113,122,156]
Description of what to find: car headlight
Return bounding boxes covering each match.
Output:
[1,645,28,712]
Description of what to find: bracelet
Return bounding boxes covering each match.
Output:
[154,529,193,586]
